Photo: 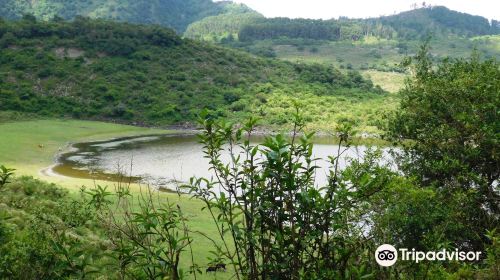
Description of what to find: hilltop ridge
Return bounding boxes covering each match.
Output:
[0,0,258,33]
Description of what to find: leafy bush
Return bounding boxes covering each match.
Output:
[186,111,392,279]
[0,165,15,190]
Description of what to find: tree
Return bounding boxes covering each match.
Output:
[187,110,392,279]
[387,44,499,250]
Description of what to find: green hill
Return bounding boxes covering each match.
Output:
[0,17,388,132]
[183,5,499,92]
[0,0,255,33]
[375,6,499,39]
[186,6,499,42]
[185,9,264,41]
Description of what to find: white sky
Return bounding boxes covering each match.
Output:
[220,0,499,21]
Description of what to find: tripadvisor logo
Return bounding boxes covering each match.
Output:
[375,244,398,267]
[375,244,482,267]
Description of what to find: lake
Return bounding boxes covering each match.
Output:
[51,133,393,190]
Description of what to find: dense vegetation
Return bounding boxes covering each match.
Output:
[387,46,500,246]
[184,10,264,42]
[0,0,254,33]
[184,5,500,78]
[375,6,498,39]
[2,1,498,75]
[186,6,500,43]
[1,0,495,42]
[234,17,403,42]
[0,2,498,278]
[0,16,386,131]
[0,173,199,279]
[0,49,499,278]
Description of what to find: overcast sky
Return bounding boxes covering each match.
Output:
[220,0,499,21]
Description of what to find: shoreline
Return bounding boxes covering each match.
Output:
[40,129,198,180]
[42,129,392,189]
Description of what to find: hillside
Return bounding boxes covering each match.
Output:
[0,0,255,33]
[0,17,388,132]
[185,9,264,41]
[186,6,500,42]
[2,1,497,76]
[183,5,500,92]
[376,6,499,39]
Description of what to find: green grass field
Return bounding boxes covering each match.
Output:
[361,70,407,93]
[0,117,388,278]
[0,119,234,279]
[0,119,171,188]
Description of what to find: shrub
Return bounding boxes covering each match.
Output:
[187,110,391,279]
[0,165,15,190]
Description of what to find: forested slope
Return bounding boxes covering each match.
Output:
[186,6,500,42]
[376,6,499,39]
[0,17,385,131]
[0,0,254,33]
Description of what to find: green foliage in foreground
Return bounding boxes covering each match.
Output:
[387,45,499,241]
[0,17,385,131]
[0,118,498,279]
[1,49,500,276]
[187,112,390,279]
[0,175,202,279]
[0,165,14,189]
[184,111,499,279]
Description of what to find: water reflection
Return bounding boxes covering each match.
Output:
[52,134,392,190]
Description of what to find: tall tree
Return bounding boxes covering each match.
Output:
[388,44,499,234]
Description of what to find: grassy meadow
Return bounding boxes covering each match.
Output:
[361,70,407,93]
[0,118,235,279]
[0,116,387,278]
[0,119,170,188]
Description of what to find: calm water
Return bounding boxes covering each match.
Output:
[52,134,392,190]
